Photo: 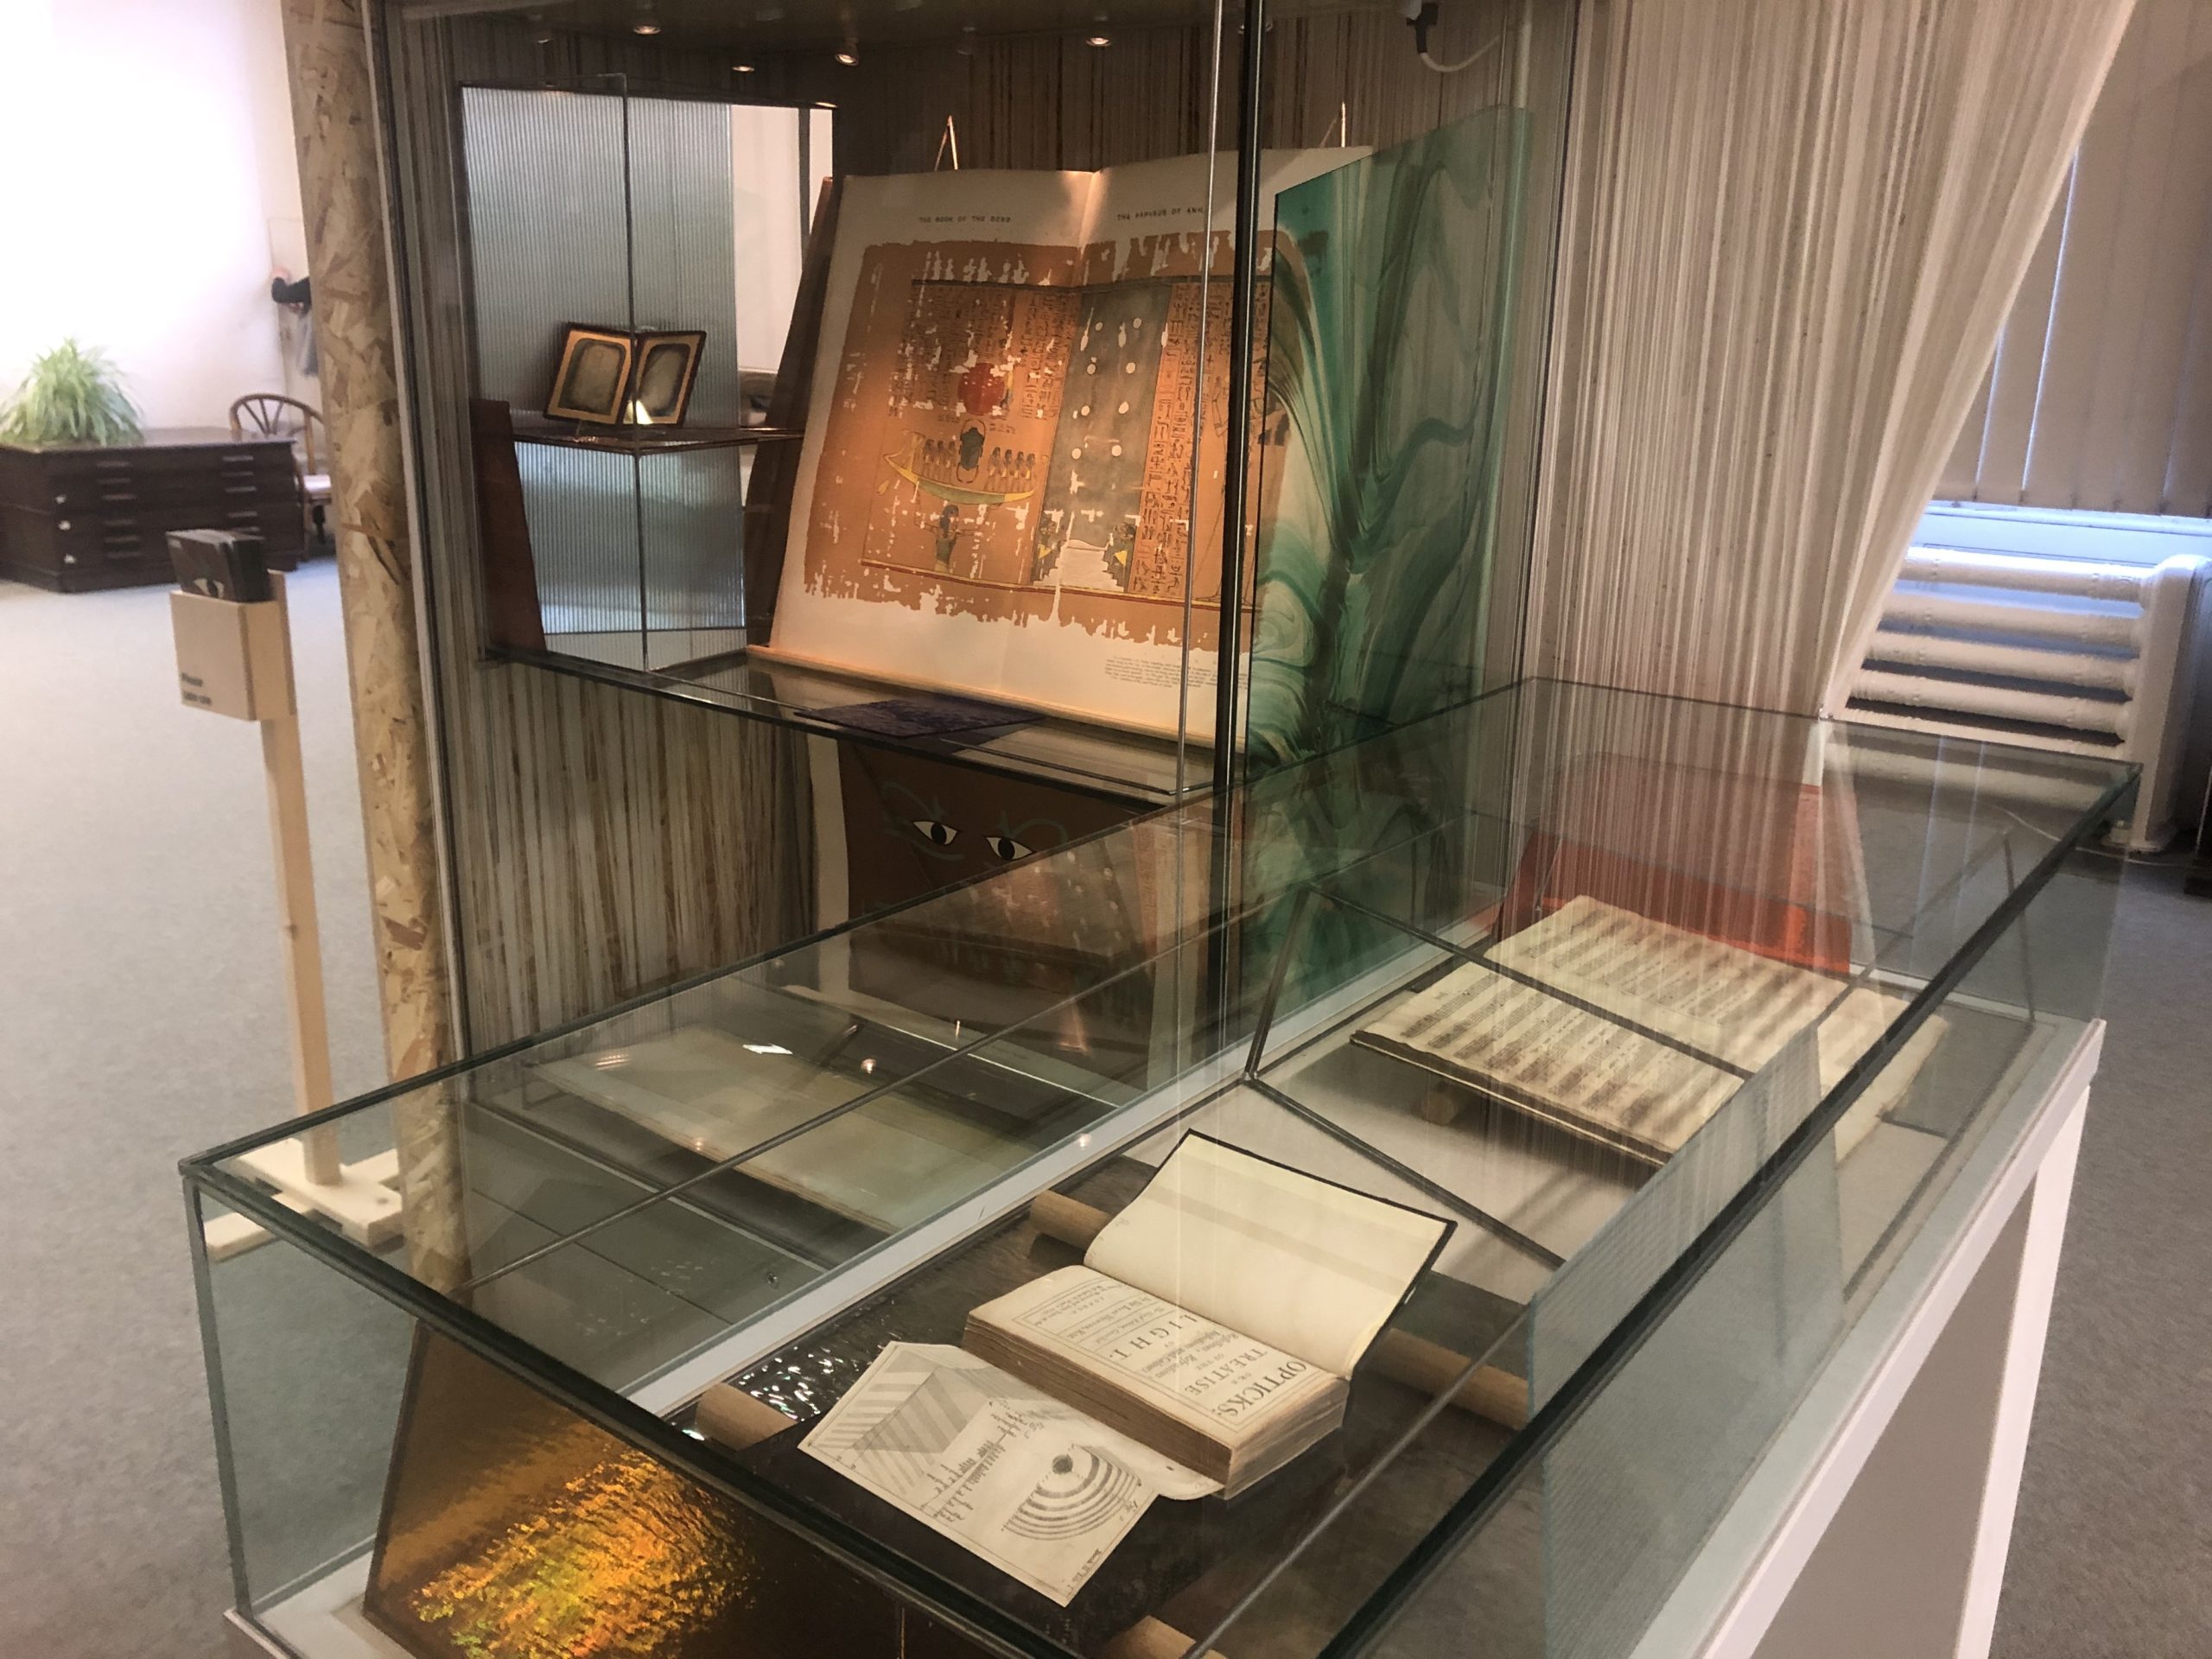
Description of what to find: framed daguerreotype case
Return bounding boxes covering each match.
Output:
[543,322,634,424]
[627,329,705,426]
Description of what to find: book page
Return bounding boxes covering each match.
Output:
[1360,899,1948,1162]
[972,1264,1340,1445]
[799,1342,1215,1606]
[1485,897,1946,1120]
[1083,1135,1450,1377]
[1358,963,1740,1161]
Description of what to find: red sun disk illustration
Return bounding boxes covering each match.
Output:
[959,360,1008,416]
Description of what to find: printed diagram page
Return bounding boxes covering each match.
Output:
[799,1342,1216,1605]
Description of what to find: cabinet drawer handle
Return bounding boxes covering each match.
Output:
[220,450,259,463]
[93,458,131,471]
[223,484,259,495]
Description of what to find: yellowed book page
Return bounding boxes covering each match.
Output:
[970,1265,1338,1446]
[1081,1135,1449,1377]
[1483,898,1948,1141]
[1361,963,1741,1160]
[1486,896,1848,1069]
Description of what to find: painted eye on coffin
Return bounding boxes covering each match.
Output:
[986,835,1032,861]
[910,819,958,847]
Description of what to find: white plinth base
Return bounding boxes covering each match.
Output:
[1647,1020,2101,1659]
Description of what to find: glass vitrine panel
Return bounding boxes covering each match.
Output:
[187,683,2133,1659]
[383,0,1577,802]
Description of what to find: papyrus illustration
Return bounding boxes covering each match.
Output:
[768,150,1357,734]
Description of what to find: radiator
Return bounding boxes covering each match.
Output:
[1843,548,2209,851]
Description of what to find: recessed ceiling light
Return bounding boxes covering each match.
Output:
[733,60,755,72]
[632,21,661,35]
[1086,33,1111,46]
[816,99,837,109]
[835,48,858,65]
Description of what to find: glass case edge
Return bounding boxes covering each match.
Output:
[1300,764,2135,1659]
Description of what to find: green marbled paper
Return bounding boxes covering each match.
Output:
[1245,108,1529,771]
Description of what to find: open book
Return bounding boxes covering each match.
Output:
[1357,896,1948,1165]
[764,149,1357,734]
[963,1135,1451,1497]
[798,1136,1450,1603]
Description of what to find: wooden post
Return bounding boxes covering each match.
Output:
[257,573,342,1185]
[173,563,404,1255]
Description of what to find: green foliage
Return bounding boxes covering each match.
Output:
[0,339,143,447]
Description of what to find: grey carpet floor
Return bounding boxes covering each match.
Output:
[0,568,2203,1655]
[0,568,386,1656]
[1990,860,2212,1659]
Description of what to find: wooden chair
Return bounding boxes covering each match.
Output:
[229,393,332,549]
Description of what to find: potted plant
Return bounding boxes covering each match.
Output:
[0,339,143,447]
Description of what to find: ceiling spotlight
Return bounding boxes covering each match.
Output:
[733,60,756,73]
[816,99,837,109]
[835,47,859,65]
[1085,33,1111,46]
[632,21,661,35]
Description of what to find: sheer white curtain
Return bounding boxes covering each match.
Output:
[1526,0,2136,716]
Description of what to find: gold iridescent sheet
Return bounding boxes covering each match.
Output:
[365,1329,966,1659]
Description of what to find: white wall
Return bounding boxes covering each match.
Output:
[0,0,308,430]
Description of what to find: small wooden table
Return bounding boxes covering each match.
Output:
[0,427,305,592]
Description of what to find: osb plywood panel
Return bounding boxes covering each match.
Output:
[283,0,455,1081]
[284,0,468,1284]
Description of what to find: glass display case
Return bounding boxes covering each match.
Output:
[450,74,830,676]
[379,0,1573,801]
[185,683,2134,1659]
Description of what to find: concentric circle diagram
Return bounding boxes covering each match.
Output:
[1003,1448,1141,1541]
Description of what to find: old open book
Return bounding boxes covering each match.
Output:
[1357,896,1948,1165]
[961,1135,1451,1497]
